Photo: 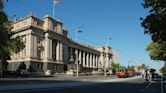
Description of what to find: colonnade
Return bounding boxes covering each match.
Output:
[69,48,100,68]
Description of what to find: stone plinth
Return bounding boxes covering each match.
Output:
[66,70,75,75]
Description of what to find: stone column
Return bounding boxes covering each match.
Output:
[26,34,29,58]
[13,53,16,59]
[34,36,37,58]
[106,54,109,68]
[22,37,25,58]
[41,41,44,59]
[49,39,52,59]
[20,49,23,59]
[86,53,89,67]
[56,41,60,62]
[68,47,72,61]
[45,33,50,60]
[79,51,82,64]
[43,63,48,71]
[29,34,34,58]
[90,54,92,68]
[70,47,73,58]
[11,54,14,59]
[75,49,78,64]
[96,56,98,68]
[63,44,68,63]
[93,55,95,68]
[59,42,63,62]
[13,54,15,59]
[83,52,86,67]
[100,53,104,68]
[23,37,26,58]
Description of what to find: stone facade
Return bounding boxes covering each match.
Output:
[112,50,120,64]
[7,14,114,74]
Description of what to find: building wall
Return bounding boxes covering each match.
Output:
[112,50,120,64]
[8,13,113,73]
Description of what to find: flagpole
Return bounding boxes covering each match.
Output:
[53,0,55,19]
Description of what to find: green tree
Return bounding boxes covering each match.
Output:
[0,0,24,77]
[160,63,166,74]
[111,62,121,71]
[141,64,146,68]
[146,42,166,61]
[111,62,119,69]
[141,0,166,62]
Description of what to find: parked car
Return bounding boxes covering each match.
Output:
[20,70,29,77]
[152,73,158,78]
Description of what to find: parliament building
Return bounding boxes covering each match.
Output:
[7,13,119,75]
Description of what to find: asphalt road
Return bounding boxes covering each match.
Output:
[9,79,161,93]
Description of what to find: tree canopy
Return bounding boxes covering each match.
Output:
[0,0,24,70]
[146,42,166,61]
[160,63,166,73]
[141,0,166,62]
[141,64,146,68]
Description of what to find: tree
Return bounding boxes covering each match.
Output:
[141,64,146,68]
[160,63,166,74]
[111,62,119,69]
[111,62,122,72]
[146,42,166,61]
[0,0,24,77]
[141,0,166,62]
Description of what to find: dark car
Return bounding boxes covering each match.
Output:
[152,73,159,80]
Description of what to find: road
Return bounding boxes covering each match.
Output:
[7,78,161,93]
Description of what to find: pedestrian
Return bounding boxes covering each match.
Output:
[147,69,152,82]
[18,62,27,77]
[141,68,146,82]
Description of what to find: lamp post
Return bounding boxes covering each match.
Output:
[75,28,83,77]
[104,60,107,76]
[128,61,132,68]
[107,37,112,46]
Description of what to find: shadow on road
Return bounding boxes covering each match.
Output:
[0,77,161,93]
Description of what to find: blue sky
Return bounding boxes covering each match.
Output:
[3,0,164,71]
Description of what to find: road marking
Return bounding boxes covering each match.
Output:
[139,82,152,92]
[145,83,152,89]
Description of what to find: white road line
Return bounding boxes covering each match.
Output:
[139,82,152,92]
[145,83,152,89]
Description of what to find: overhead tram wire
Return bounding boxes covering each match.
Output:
[79,37,103,46]
[106,0,135,47]
[14,0,48,15]
[115,0,135,32]
[80,0,104,27]
[15,0,79,30]
[76,0,104,47]
[14,0,104,47]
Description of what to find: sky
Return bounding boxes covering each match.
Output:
[3,0,164,71]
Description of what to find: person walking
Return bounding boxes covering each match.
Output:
[141,68,146,82]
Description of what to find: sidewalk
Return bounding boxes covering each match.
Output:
[0,75,141,92]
